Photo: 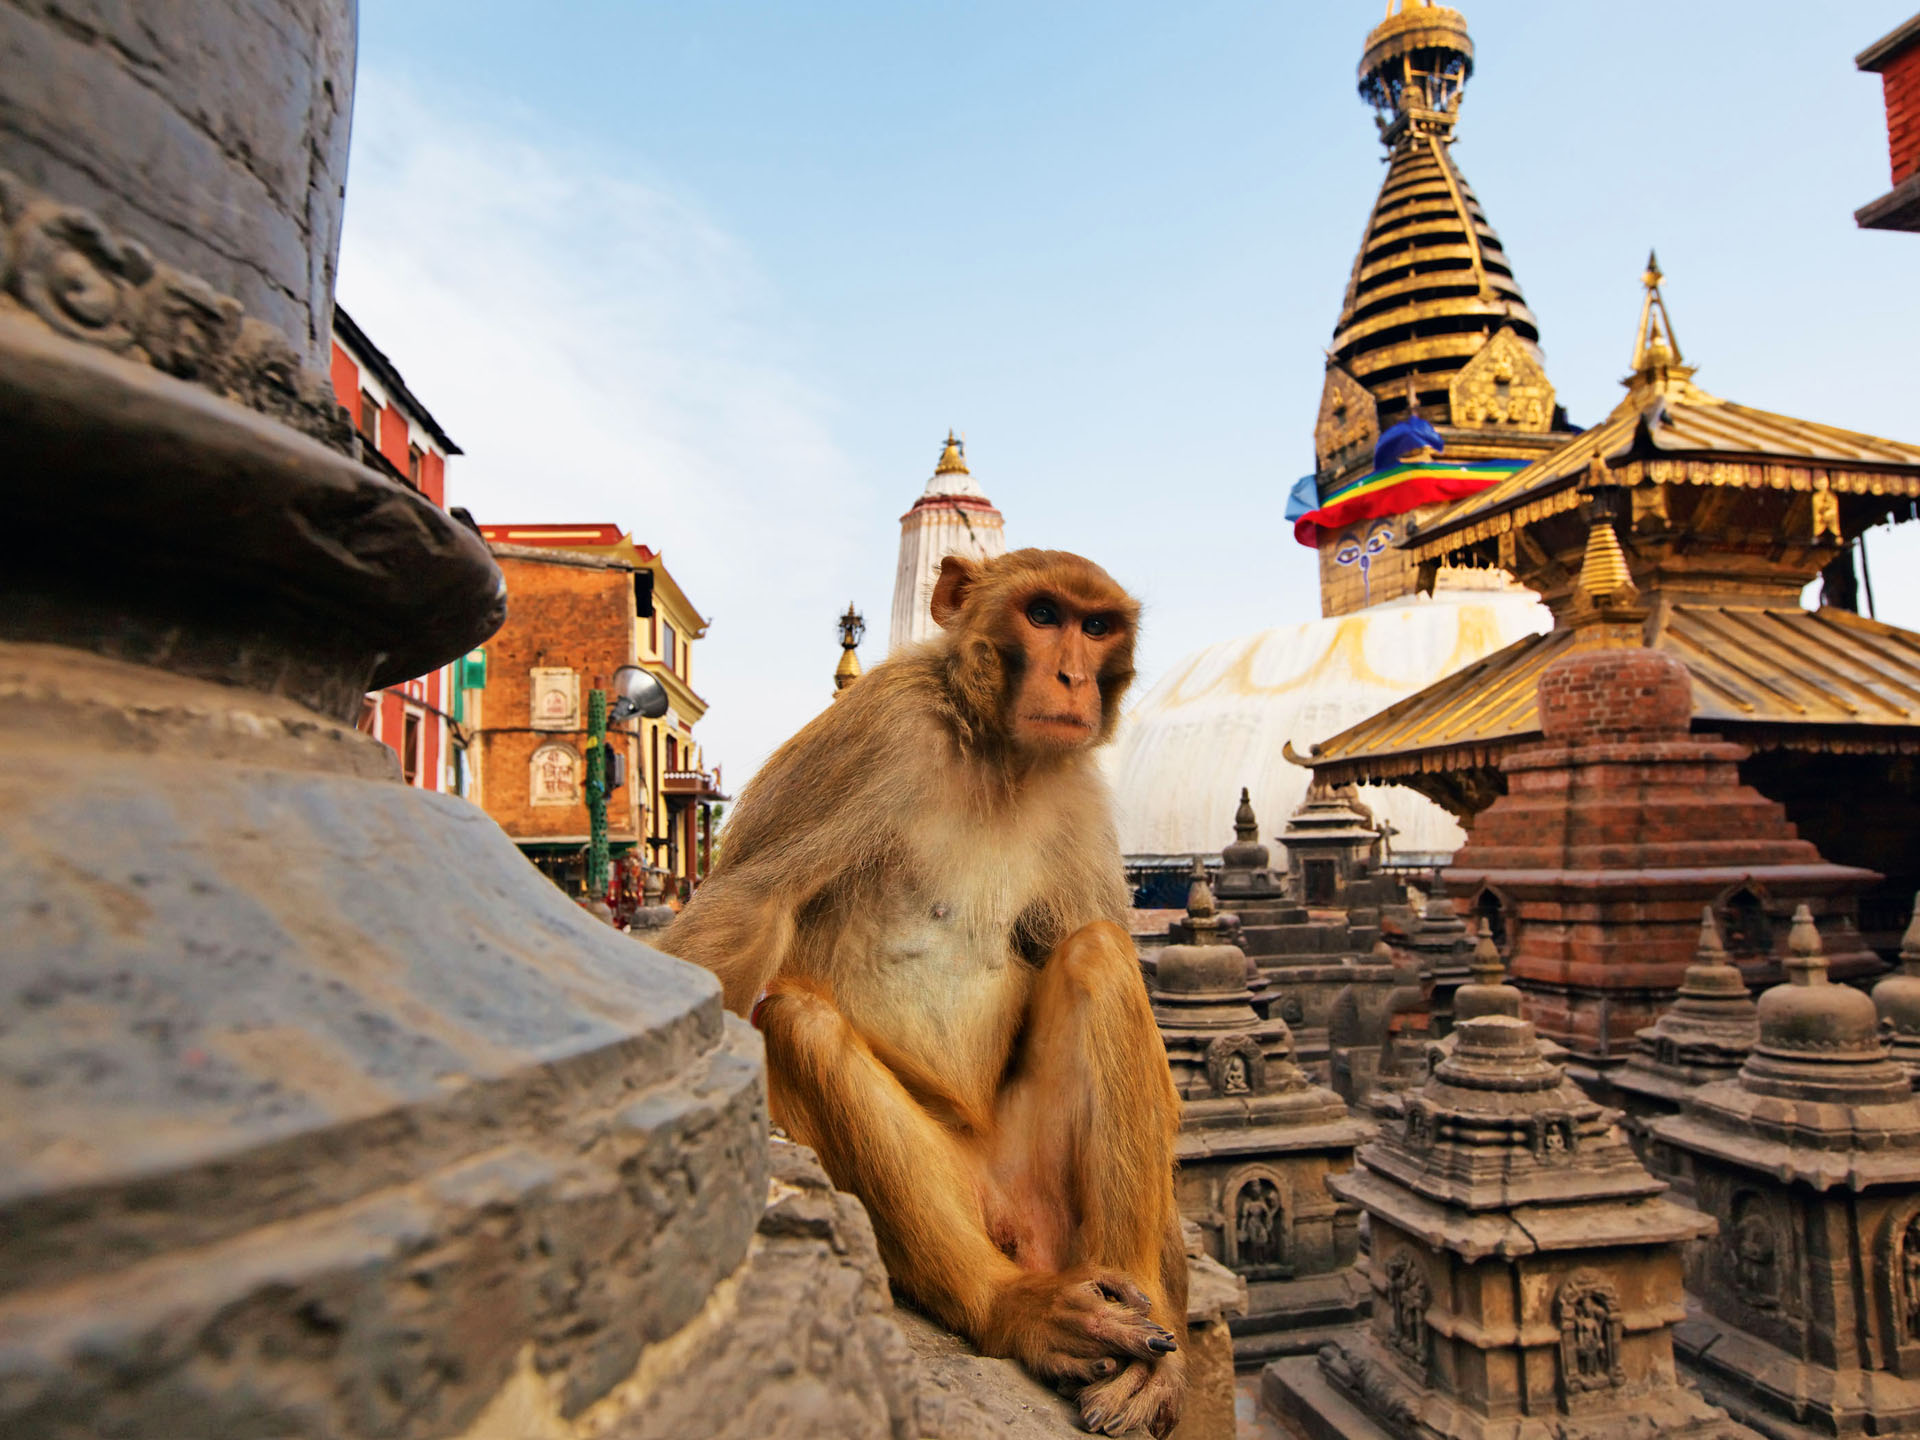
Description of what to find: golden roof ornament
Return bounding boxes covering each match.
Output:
[1360,0,1475,145]
[1627,250,1698,397]
[1576,517,1638,613]
[933,430,969,476]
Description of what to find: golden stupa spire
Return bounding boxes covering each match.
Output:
[1626,250,1700,398]
[1329,0,1556,435]
[1577,517,1637,605]
[934,430,968,476]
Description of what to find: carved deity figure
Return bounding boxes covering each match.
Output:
[1385,1252,1429,1366]
[1222,1052,1251,1096]
[1235,1179,1284,1268]
[1904,1216,1920,1340]
[1731,1196,1778,1309]
[1557,1272,1622,1394]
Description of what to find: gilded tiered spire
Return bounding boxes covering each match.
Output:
[831,602,865,698]
[1323,1,1555,442]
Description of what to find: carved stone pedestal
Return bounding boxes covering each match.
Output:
[1656,909,1920,1440]
[1265,1008,1752,1439]
[1153,873,1373,1369]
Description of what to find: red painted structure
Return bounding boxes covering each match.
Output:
[330,305,467,792]
[1857,13,1920,230]
[1445,643,1881,1080]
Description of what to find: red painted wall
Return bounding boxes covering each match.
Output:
[330,344,359,412]
[421,450,446,507]
[1887,42,1920,184]
[378,407,411,475]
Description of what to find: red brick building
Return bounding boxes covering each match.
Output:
[1858,13,1920,231]
[328,306,471,792]
[471,524,723,902]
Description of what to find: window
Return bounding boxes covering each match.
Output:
[359,389,379,439]
[408,444,423,489]
[357,695,379,736]
[661,620,678,673]
[401,708,423,787]
[667,735,679,770]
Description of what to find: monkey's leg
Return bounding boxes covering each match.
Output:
[995,920,1188,1438]
[756,980,1172,1385]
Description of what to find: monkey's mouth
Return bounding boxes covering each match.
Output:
[1023,713,1096,733]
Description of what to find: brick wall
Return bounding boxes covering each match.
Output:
[1886,39,1920,184]
[478,551,644,846]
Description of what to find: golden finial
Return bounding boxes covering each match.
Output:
[832,602,865,697]
[933,430,969,476]
[1577,518,1636,602]
[1630,249,1690,382]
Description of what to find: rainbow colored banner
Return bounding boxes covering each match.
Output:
[1292,458,1528,547]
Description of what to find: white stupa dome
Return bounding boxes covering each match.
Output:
[1106,587,1551,859]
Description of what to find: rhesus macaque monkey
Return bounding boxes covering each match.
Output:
[663,549,1186,1436]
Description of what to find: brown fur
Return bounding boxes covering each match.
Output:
[661,549,1186,1436]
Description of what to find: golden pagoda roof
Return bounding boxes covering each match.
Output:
[1332,2,1550,432]
[1305,602,1920,787]
[1405,260,1920,560]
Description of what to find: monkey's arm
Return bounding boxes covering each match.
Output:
[656,863,799,1016]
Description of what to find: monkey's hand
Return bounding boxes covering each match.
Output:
[977,1267,1177,1389]
[1078,1350,1186,1439]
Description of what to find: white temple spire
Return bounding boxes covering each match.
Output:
[888,431,1007,652]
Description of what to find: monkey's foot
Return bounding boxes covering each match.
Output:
[1077,1353,1185,1439]
[982,1267,1177,1387]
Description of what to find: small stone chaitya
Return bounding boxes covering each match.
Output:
[1874,895,1920,1088]
[1152,868,1374,1367]
[1265,948,1750,1438]
[1610,908,1760,1185]
[1656,907,1920,1439]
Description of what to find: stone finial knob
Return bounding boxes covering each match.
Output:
[1469,919,1504,987]
[1186,858,1217,925]
[1234,786,1259,842]
[1786,903,1825,986]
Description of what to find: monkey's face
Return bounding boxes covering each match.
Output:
[1005,591,1130,752]
[932,550,1140,756]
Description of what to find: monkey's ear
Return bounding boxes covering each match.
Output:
[930,555,979,629]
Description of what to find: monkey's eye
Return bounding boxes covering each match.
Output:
[1083,615,1112,638]
[1025,599,1061,627]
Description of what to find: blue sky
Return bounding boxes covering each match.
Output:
[338,2,1920,781]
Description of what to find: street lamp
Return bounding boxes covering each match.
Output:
[586,665,671,903]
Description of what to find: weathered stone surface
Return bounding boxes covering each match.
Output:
[1277,985,1752,1439]
[1153,868,1373,1370]
[0,0,355,364]
[1657,910,1920,1439]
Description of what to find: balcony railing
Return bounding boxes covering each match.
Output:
[662,768,727,800]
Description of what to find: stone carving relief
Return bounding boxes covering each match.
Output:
[1903,1213,1920,1342]
[1231,1176,1288,1271]
[1729,1192,1781,1311]
[1205,1034,1265,1097]
[530,741,581,806]
[530,668,579,730]
[1314,362,1379,473]
[1404,1102,1435,1150]
[1449,326,1554,433]
[1385,1251,1430,1370]
[1556,1270,1626,1395]
[1279,995,1307,1026]
[1530,1112,1578,1162]
[0,170,351,450]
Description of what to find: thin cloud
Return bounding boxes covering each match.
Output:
[337,70,871,782]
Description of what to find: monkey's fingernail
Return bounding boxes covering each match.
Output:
[1147,1337,1176,1354]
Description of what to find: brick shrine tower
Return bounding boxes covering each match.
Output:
[1441,521,1880,1081]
